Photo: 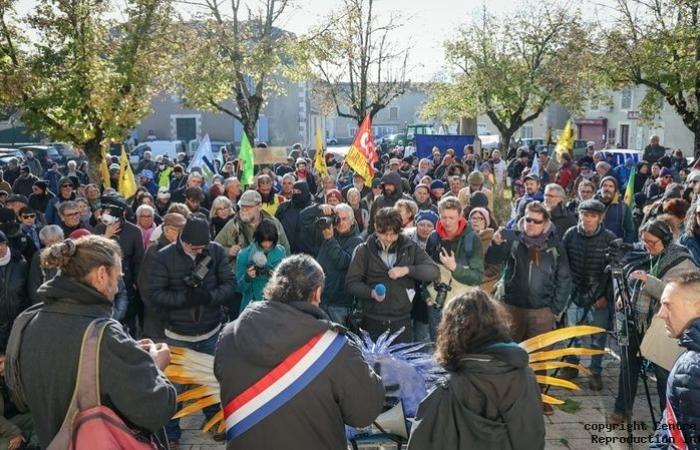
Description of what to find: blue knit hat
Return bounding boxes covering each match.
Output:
[415,210,438,226]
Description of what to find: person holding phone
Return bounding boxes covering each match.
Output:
[485,200,572,416]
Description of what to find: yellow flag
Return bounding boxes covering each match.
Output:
[554,120,575,159]
[118,145,137,199]
[99,146,111,189]
[314,125,328,177]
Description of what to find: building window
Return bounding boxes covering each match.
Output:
[389,107,399,121]
[348,126,357,138]
[620,88,632,110]
[607,128,616,142]
[520,126,533,139]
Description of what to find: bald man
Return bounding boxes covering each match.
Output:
[652,271,700,449]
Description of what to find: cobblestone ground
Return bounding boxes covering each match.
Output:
[178,339,662,450]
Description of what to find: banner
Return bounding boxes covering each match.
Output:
[188,134,216,180]
[624,167,636,206]
[239,132,255,186]
[118,146,137,199]
[555,120,575,159]
[415,134,475,159]
[314,125,328,177]
[345,115,378,186]
[99,147,111,189]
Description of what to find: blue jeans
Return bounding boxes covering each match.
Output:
[565,304,610,375]
[164,330,221,442]
[323,305,351,326]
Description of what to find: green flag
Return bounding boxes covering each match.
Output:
[239,132,254,186]
[624,167,636,206]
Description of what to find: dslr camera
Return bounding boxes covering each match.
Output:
[314,214,338,230]
[183,253,212,288]
[433,282,452,308]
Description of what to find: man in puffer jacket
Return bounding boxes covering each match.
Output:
[346,207,439,343]
[561,199,616,390]
[148,216,235,445]
[367,171,412,234]
[651,271,700,449]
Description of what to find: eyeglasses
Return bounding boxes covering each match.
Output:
[65,211,80,217]
[61,184,72,189]
[21,214,35,219]
[642,236,661,246]
[524,217,545,225]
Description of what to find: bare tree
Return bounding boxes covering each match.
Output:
[311,0,410,126]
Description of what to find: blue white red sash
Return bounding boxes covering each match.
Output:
[223,329,346,441]
[665,401,688,450]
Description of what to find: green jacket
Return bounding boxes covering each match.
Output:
[235,242,286,312]
[214,210,290,266]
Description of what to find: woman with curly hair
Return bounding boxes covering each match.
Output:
[407,290,545,450]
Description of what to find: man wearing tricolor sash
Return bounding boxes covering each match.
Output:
[652,271,700,449]
[214,255,385,449]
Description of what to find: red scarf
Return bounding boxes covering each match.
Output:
[436,217,467,240]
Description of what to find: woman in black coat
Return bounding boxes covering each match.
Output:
[407,290,545,450]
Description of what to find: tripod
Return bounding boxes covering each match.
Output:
[610,263,657,444]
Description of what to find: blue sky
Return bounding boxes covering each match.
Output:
[13,0,616,81]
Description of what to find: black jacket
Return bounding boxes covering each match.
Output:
[407,342,545,450]
[276,181,314,254]
[214,300,385,450]
[0,255,27,338]
[95,220,144,292]
[652,318,700,449]
[17,276,176,448]
[345,234,439,320]
[148,240,235,336]
[138,234,172,339]
[27,251,58,305]
[549,203,577,241]
[316,225,363,308]
[563,224,616,308]
[486,225,572,315]
[367,172,413,233]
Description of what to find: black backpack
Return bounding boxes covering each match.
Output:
[4,303,42,412]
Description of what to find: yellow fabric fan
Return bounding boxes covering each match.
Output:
[519,325,607,404]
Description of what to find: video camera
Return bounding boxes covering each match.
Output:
[606,238,636,269]
[183,253,212,288]
[314,214,338,230]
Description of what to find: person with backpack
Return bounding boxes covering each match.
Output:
[7,235,176,449]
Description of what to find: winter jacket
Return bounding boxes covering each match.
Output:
[11,175,37,198]
[367,172,413,233]
[235,242,286,312]
[214,300,385,450]
[486,224,572,315]
[17,275,176,449]
[633,244,697,334]
[275,181,314,254]
[651,319,700,449]
[425,222,485,286]
[601,198,636,243]
[138,234,172,339]
[563,224,616,308]
[148,240,235,336]
[0,254,27,338]
[316,225,363,308]
[44,192,76,226]
[28,191,53,216]
[549,203,577,241]
[345,234,439,321]
[680,231,700,267]
[215,210,290,265]
[94,220,144,293]
[407,341,545,450]
[27,251,58,305]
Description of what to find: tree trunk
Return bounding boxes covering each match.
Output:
[244,121,257,147]
[500,130,514,154]
[84,140,105,187]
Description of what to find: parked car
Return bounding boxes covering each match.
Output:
[0,148,24,168]
[50,142,85,163]
[129,140,184,165]
[326,137,338,145]
[18,145,63,165]
[186,139,231,159]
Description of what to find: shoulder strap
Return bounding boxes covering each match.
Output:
[5,304,43,412]
[47,318,110,450]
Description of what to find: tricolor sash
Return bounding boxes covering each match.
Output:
[223,329,346,441]
[665,401,688,450]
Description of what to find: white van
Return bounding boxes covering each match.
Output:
[130,140,184,164]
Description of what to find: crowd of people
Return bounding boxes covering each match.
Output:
[0,134,700,449]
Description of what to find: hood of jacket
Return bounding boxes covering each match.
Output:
[381,171,404,200]
[228,300,333,367]
[291,180,312,209]
[658,243,694,276]
[37,275,113,312]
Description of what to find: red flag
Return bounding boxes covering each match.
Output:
[345,115,378,186]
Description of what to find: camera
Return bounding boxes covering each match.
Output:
[247,250,269,277]
[433,282,452,308]
[314,214,338,230]
[606,239,636,269]
[183,254,212,288]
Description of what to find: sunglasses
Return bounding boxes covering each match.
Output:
[61,184,72,188]
[524,217,545,225]
[21,214,35,219]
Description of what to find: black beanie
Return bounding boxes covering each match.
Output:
[180,217,210,246]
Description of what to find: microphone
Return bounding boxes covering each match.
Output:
[373,284,386,297]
